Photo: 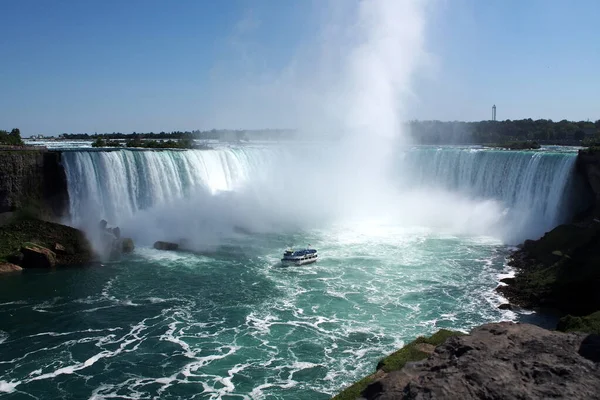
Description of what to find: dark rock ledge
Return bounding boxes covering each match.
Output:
[333,322,600,399]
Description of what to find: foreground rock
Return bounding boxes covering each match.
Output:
[0,218,94,267]
[334,322,600,399]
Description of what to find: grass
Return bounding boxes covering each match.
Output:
[557,311,600,335]
[331,375,377,400]
[332,329,463,400]
[377,329,463,372]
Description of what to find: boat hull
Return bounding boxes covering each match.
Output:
[281,257,318,266]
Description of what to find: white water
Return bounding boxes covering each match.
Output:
[62,146,582,248]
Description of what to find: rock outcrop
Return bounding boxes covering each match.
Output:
[577,148,600,215]
[335,322,600,400]
[497,219,600,315]
[154,241,179,251]
[0,219,94,267]
[97,220,134,260]
[121,238,134,253]
[0,149,69,220]
[20,243,57,268]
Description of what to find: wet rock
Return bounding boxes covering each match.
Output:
[0,262,22,274]
[121,238,134,253]
[20,243,56,268]
[498,303,513,310]
[111,226,121,239]
[500,277,515,285]
[99,219,108,230]
[154,241,179,251]
[53,242,70,254]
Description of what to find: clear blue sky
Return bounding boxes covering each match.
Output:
[1,0,598,136]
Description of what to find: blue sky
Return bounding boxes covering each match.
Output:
[1,0,598,136]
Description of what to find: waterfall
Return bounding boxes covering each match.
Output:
[398,147,584,240]
[62,146,585,244]
[62,147,275,226]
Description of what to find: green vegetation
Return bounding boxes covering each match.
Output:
[493,140,541,150]
[331,375,377,400]
[0,128,24,146]
[332,329,463,400]
[557,311,600,335]
[60,129,292,142]
[91,137,122,148]
[409,119,600,145]
[90,135,196,149]
[125,136,195,149]
[51,118,600,145]
[376,329,463,372]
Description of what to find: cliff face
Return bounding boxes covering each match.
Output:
[0,150,69,220]
[336,322,600,400]
[577,148,600,215]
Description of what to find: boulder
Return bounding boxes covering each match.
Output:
[498,303,513,310]
[53,242,68,254]
[20,243,56,268]
[99,219,108,230]
[111,226,121,239]
[52,243,75,255]
[121,238,134,253]
[0,262,23,274]
[154,241,179,251]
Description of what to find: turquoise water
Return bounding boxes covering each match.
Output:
[0,224,512,399]
[0,145,583,399]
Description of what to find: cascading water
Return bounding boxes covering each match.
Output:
[62,146,583,245]
[62,147,276,227]
[398,147,583,242]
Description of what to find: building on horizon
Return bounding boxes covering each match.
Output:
[492,104,497,121]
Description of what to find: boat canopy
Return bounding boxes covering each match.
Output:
[288,249,317,257]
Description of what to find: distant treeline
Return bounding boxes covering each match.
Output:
[0,128,24,146]
[61,129,295,142]
[408,119,600,145]
[91,136,199,149]
[55,120,600,145]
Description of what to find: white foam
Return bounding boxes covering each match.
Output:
[0,380,18,393]
[0,331,8,344]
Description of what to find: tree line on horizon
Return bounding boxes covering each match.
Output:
[61,129,294,142]
[0,128,24,146]
[408,119,600,145]
[29,119,600,145]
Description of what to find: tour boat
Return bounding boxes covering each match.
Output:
[281,247,318,265]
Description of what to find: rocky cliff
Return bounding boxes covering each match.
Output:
[577,148,600,215]
[334,322,600,399]
[0,149,69,220]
